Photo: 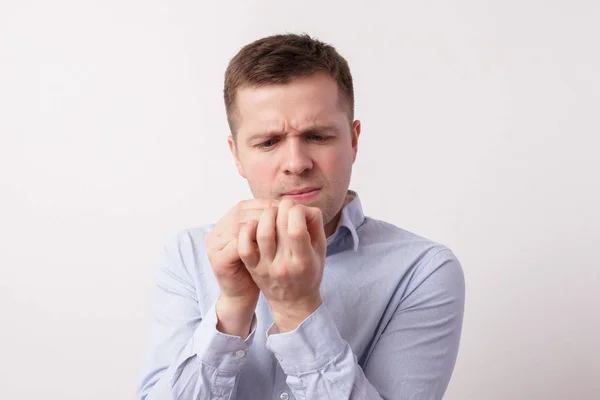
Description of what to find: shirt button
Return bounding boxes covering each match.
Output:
[280,392,290,400]
[235,349,246,358]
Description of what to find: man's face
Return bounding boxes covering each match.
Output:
[228,72,361,236]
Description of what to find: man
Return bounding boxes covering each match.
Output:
[138,33,465,400]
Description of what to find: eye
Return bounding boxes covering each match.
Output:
[258,139,278,148]
[309,134,329,142]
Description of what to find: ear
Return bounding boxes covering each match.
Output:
[351,120,361,163]
[228,135,247,179]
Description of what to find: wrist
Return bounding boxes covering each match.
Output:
[216,295,257,338]
[270,295,323,333]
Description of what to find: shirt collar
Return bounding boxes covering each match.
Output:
[326,190,365,252]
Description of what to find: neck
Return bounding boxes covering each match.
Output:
[324,192,354,237]
[325,213,341,238]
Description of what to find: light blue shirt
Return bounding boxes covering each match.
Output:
[138,191,465,400]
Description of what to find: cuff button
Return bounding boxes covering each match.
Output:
[235,349,246,358]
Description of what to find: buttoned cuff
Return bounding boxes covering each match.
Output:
[192,302,256,372]
[265,302,346,375]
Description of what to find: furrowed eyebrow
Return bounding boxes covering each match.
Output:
[303,124,337,134]
[246,124,338,146]
[246,131,283,146]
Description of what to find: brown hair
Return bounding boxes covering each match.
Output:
[224,33,354,135]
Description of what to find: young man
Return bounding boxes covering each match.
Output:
[138,34,465,400]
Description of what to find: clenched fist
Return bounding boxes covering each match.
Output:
[205,199,278,337]
[237,199,327,333]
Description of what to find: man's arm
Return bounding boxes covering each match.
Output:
[137,231,255,400]
[266,248,465,399]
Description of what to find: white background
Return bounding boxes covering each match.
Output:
[1,1,599,399]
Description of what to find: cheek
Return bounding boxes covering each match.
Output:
[246,159,278,188]
[322,149,353,178]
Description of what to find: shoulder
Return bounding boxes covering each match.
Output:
[158,223,216,274]
[164,224,216,250]
[358,216,464,288]
[358,216,450,254]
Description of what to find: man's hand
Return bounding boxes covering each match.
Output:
[237,199,327,333]
[205,199,278,337]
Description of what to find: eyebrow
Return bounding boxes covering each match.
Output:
[246,124,338,146]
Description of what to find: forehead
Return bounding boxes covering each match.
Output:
[234,73,346,137]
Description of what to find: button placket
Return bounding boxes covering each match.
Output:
[273,360,292,400]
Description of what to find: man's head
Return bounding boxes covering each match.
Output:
[224,33,360,235]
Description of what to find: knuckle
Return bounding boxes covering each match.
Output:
[288,228,305,240]
[238,247,252,258]
[274,265,289,279]
[232,201,245,217]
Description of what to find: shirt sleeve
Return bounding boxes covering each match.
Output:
[137,232,256,400]
[265,248,465,400]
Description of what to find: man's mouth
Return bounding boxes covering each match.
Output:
[283,187,319,195]
[281,187,321,200]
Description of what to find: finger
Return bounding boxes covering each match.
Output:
[238,220,260,268]
[276,199,296,248]
[232,200,280,239]
[287,205,312,259]
[213,226,243,251]
[237,198,279,211]
[216,208,276,250]
[231,209,268,240]
[211,228,234,251]
[304,206,326,253]
[256,206,278,262]
[213,236,239,266]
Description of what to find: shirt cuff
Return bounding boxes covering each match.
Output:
[192,301,256,373]
[265,302,346,375]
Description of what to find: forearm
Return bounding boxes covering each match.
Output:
[284,343,383,399]
[266,303,383,399]
[142,340,217,400]
[140,302,255,400]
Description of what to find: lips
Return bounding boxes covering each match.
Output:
[283,187,319,195]
[280,187,321,202]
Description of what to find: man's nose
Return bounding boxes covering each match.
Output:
[283,139,313,175]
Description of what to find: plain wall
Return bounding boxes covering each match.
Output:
[1,1,598,399]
